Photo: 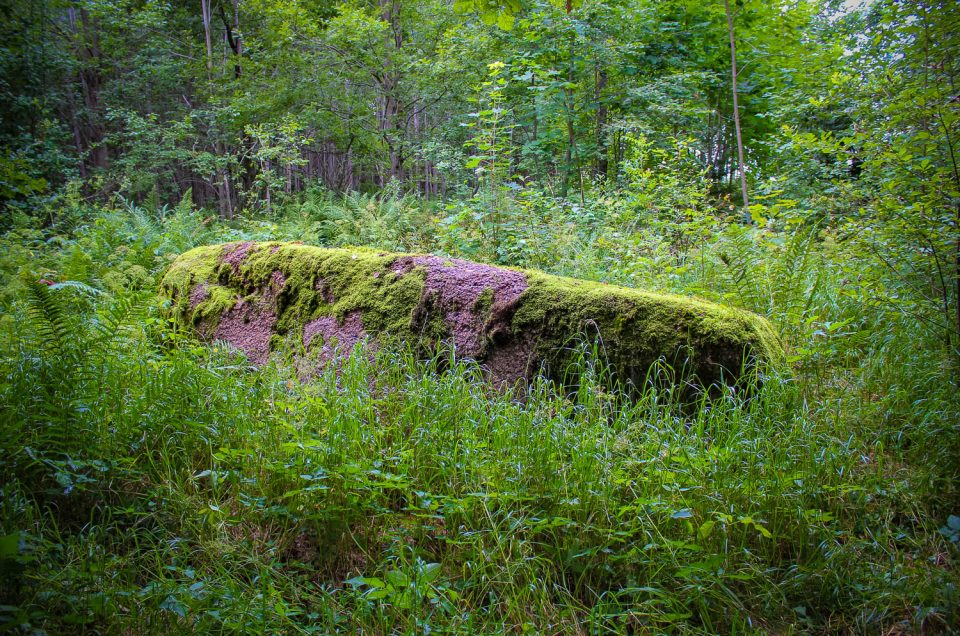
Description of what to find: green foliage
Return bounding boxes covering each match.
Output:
[454,0,522,30]
[0,0,834,215]
[1,192,959,632]
[309,186,436,252]
[2,0,960,632]
[462,60,519,262]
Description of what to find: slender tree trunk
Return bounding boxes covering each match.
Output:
[200,0,213,78]
[264,159,272,213]
[221,0,255,206]
[595,65,608,179]
[232,0,242,78]
[725,0,749,216]
[218,1,242,79]
[377,0,404,185]
[560,0,575,198]
[67,91,87,179]
[953,202,960,385]
[941,103,960,383]
[201,0,234,218]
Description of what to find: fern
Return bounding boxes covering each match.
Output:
[88,291,151,355]
[315,190,423,251]
[50,280,105,298]
[710,223,824,339]
[716,225,771,314]
[120,196,164,244]
[20,280,150,422]
[770,222,822,334]
[24,280,77,362]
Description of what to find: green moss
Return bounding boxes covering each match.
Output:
[162,243,222,294]
[160,241,785,391]
[235,242,426,337]
[160,243,231,328]
[513,270,784,388]
[194,285,239,327]
[161,241,430,351]
[473,287,495,315]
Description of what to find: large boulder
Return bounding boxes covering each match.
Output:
[160,241,784,390]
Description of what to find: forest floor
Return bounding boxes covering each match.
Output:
[1,198,958,634]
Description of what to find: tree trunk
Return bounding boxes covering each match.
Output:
[219,1,242,80]
[724,0,750,216]
[69,7,107,173]
[377,0,404,185]
[560,0,575,198]
[201,0,228,217]
[200,0,213,79]
[595,65,608,179]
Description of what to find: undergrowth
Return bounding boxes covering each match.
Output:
[0,196,958,634]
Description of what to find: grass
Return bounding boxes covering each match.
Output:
[0,199,958,634]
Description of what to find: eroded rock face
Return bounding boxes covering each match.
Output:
[160,241,784,391]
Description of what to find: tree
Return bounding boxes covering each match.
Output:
[841,0,960,379]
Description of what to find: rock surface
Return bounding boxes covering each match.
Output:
[160,241,784,390]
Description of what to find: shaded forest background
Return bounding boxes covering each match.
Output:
[0,0,946,207]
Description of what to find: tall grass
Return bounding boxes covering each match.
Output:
[0,196,958,633]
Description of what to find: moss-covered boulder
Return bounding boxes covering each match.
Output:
[160,241,784,390]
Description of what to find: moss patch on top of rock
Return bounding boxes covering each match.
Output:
[160,241,784,391]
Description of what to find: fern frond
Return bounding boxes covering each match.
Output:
[771,222,821,330]
[24,280,74,360]
[89,291,150,354]
[50,280,105,298]
[718,226,770,314]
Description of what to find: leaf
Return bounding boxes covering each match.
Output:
[344,576,366,588]
[697,520,716,540]
[160,595,188,618]
[671,509,693,519]
[420,562,442,584]
[345,576,384,589]
[748,204,768,225]
[386,569,410,588]
[754,523,773,539]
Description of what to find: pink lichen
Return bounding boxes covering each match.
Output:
[484,335,537,388]
[223,242,255,273]
[213,298,276,365]
[206,270,286,365]
[314,277,335,304]
[393,256,529,359]
[303,310,368,363]
[189,283,210,309]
